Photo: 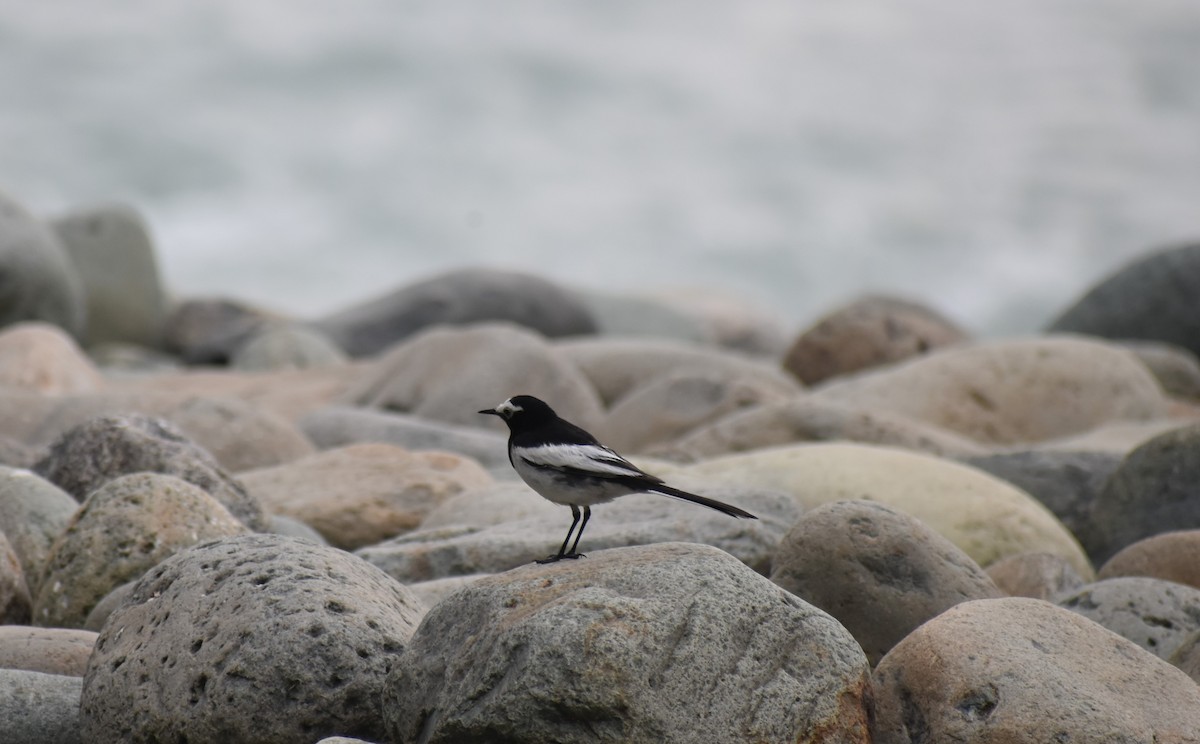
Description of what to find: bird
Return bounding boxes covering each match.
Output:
[479,394,757,564]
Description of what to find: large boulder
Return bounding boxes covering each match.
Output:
[872,597,1200,742]
[1046,242,1200,357]
[383,543,872,743]
[813,336,1168,446]
[80,534,425,744]
[314,268,597,357]
[50,204,169,349]
[0,190,86,338]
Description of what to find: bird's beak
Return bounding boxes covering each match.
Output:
[478,408,501,416]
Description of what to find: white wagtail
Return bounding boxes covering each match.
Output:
[479,394,757,564]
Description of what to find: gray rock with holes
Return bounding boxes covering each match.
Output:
[1057,577,1200,660]
[79,534,425,744]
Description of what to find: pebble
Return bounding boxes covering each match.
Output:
[0,668,83,744]
[872,597,1200,742]
[783,294,968,385]
[0,467,79,594]
[80,534,425,744]
[0,626,96,676]
[240,443,494,550]
[985,551,1086,600]
[229,321,348,371]
[771,500,1002,665]
[1098,530,1200,587]
[383,543,871,743]
[0,323,102,394]
[1057,576,1200,659]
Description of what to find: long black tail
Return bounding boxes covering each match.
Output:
[649,484,758,519]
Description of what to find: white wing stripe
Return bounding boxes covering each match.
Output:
[515,443,642,477]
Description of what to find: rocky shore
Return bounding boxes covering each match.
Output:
[3,188,1200,742]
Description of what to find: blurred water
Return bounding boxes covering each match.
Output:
[2,0,1199,334]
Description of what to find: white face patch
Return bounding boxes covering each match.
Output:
[496,398,523,419]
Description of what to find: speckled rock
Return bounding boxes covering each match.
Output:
[240,443,493,550]
[358,486,797,582]
[314,267,598,357]
[771,500,1002,665]
[1057,577,1200,659]
[655,396,987,461]
[33,414,267,531]
[33,473,249,629]
[229,322,348,371]
[783,295,967,385]
[872,597,1200,743]
[596,370,792,452]
[0,626,96,676]
[0,532,31,623]
[683,443,1093,577]
[0,668,83,744]
[50,204,169,349]
[299,405,510,469]
[962,449,1122,554]
[80,534,425,744]
[1087,424,1200,563]
[813,336,1168,446]
[0,467,79,593]
[383,543,872,744]
[342,323,605,431]
[1098,530,1200,588]
[557,336,799,407]
[0,189,86,338]
[985,552,1087,601]
[1046,242,1200,357]
[0,323,102,394]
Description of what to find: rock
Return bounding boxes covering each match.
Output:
[161,297,280,365]
[1057,577,1200,659]
[341,323,605,431]
[266,513,328,544]
[0,189,86,338]
[1119,340,1200,400]
[813,336,1168,446]
[1035,418,1192,455]
[358,487,798,582]
[985,552,1087,600]
[575,288,714,345]
[33,414,268,531]
[0,531,32,623]
[1169,631,1200,684]
[50,204,169,349]
[596,370,792,452]
[783,294,968,385]
[651,287,790,356]
[82,581,134,633]
[419,481,563,530]
[80,534,425,744]
[383,543,872,744]
[229,322,348,371]
[1046,242,1200,357]
[0,436,40,468]
[655,396,987,462]
[0,323,102,394]
[33,473,249,628]
[1099,530,1200,588]
[872,597,1200,743]
[961,450,1122,552]
[0,627,96,676]
[241,444,493,550]
[86,342,181,374]
[0,668,83,744]
[155,396,315,473]
[1087,424,1200,563]
[405,574,488,609]
[314,267,598,357]
[557,336,799,407]
[0,467,79,593]
[299,406,510,469]
[770,500,1002,665]
[683,442,1093,577]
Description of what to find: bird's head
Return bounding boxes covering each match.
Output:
[478,395,556,429]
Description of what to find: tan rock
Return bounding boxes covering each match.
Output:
[1098,530,1200,588]
[986,551,1086,601]
[814,335,1168,445]
[241,443,493,550]
[0,626,96,676]
[0,322,102,394]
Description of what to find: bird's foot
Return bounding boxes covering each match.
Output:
[535,552,586,564]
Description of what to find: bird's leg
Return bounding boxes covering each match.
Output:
[537,505,582,564]
[565,505,591,558]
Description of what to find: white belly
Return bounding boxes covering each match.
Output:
[513,459,638,507]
